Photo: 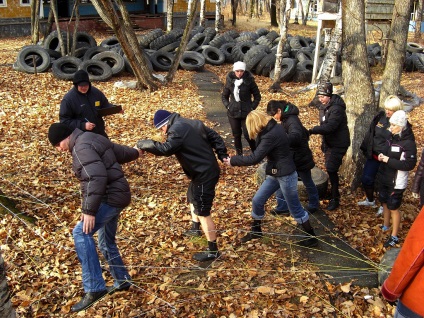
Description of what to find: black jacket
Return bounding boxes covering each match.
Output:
[412,147,424,193]
[310,94,350,150]
[360,111,391,159]
[378,123,417,189]
[69,129,139,216]
[221,71,261,119]
[59,85,113,138]
[230,119,296,177]
[137,113,228,182]
[281,103,315,171]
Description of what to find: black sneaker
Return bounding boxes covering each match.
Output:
[298,236,318,247]
[107,282,131,294]
[384,236,399,248]
[270,208,290,216]
[326,199,340,211]
[193,249,221,262]
[71,290,108,312]
[306,207,319,214]
[240,231,263,243]
[184,229,202,237]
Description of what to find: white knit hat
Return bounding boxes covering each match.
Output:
[389,110,407,127]
[233,61,246,71]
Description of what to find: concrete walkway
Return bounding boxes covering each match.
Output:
[193,70,379,288]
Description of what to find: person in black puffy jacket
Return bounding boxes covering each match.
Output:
[358,95,404,213]
[137,110,229,262]
[59,70,121,138]
[267,100,320,214]
[47,123,140,312]
[221,61,261,155]
[309,82,350,211]
[224,110,318,248]
[377,110,417,248]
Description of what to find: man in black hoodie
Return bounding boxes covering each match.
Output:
[59,70,120,138]
[309,82,350,211]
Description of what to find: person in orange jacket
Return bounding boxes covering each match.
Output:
[381,206,424,317]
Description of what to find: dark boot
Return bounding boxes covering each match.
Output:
[327,198,340,211]
[298,220,318,247]
[364,186,375,202]
[193,240,221,262]
[184,221,202,237]
[71,290,108,312]
[241,219,263,243]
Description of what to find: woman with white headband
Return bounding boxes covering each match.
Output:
[221,61,261,155]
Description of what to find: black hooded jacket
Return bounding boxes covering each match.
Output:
[59,84,113,138]
[230,119,296,177]
[280,103,315,171]
[137,113,228,182]
[309,94,351,149]
[221,70,261,119]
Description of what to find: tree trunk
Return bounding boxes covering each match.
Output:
[249,0,255,18]
[91,0,159,91]
[340,0,375,190]
[69,0,81,57]
[293,0,299,24]
[167,0,174,31]
[200,0,206,26]
[215,0,222,32]
[316,19,342,83]
[379,0,414,108]
[270,0,278,26]
[269,0,289,92]
[166,0,199,83]
[231,0,238,25]
[302,0,312,25]
[30,0,40,44]
[0,190,37,223]
[0,252,15,318]
[415,0,423,41]
[49,0,66,56]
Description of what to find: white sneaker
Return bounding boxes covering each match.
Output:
[357,198,377,207]
[376,206,383,216]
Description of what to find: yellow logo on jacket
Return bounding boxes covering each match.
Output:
[95,101,100,107]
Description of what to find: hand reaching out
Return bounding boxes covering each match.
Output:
[223,157,232,166]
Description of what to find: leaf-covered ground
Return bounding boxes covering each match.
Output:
[1,19,424,317]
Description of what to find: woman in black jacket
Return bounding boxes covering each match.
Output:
[224,110,318,247]
[376,110,417,247]
[221,61,261,155]
[358,95,403,213]
[309,82,350,211]
[267,100,319,214]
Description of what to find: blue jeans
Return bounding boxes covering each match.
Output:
[73,202,131,292]
[275,170,319,210]
[361,157,381,187]
[252,172,309,224]
[394,300,422,318]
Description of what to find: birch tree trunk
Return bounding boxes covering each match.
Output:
[340,0,375,190]
[415,0,423,41]
[378,0,414,108]
[302,0,312,25]
[0,252,15,318]
[200,0,205,26]
[92,0,159,91]
[167,0,174,31]
[166,0,199,82]
[269,0,289,92]
[316,18,342,83]
[215,0,222,31]
[30,0,40,44]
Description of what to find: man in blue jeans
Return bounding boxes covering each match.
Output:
[48,123,140,312]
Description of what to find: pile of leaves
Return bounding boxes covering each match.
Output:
[1,21,424,317]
